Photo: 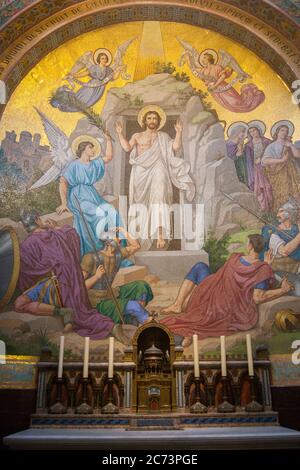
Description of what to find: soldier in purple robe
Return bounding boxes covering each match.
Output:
[15,210,131,343]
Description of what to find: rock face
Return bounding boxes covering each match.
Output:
[112,265,149,286]
[257,295,300,331]
[40,211,73,227]
[0,311,64,335]
[0,212,74,246]
[0,318,30,337]
[71,73,261,241]
[180,96,261,239]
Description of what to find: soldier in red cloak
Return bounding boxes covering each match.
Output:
[161,234,293,347]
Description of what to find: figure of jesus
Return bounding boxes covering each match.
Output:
[116,106,195,249]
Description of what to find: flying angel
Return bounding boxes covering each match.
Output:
[30,107,105,190]
[177,38,265,113]
[50,38,136,113]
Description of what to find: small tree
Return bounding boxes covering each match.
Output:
[203,234,230,273]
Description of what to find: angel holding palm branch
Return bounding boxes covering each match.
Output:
[30,109,125,257]
[50,39,135,112]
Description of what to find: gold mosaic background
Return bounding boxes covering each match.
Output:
[1,21,299,144]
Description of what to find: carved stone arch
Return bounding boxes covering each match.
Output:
[0,0,299,119]
[1,1,299,47]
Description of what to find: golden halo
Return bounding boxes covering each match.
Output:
[271,120,295,139]
[227,121,248,138]
[71,135,101,160]
[93,48,112,66]
[137,105,167,130]
[247,120,266,136]
[199,49,219,67]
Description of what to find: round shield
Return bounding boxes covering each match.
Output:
[0,226,20,310]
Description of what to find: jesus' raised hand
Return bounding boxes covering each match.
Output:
[115,121,123,135]
[174,119,183,134]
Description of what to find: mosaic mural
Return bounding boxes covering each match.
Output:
[0,18,300,386]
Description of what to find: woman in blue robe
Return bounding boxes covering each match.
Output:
[56,136,125,257]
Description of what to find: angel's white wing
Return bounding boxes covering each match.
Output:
[34,107,72,169]
[111,38,136,79]
[30,108,74,190]
[30,166,61,190]
[112,37,136,68]
[68,51,94,75]
[218,49,251,81]
[177,37,201,68]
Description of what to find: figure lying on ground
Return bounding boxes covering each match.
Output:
[14,210,133,344]
[160,234,293,347]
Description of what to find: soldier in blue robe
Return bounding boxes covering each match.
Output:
[260,200,300,262]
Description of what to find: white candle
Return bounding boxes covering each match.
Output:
[58,335,64,379]
[193,334,200,378]
[246,334,254,376]
[220,335,227,377]
[83,337,90,378]
[108,336,114,379]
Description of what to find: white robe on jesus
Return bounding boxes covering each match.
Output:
[128,131,195,243]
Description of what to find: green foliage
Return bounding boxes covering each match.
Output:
[227,229,260,253]
[268,330,300,354]
[120,92,144,108]
[133,96,144,106]
[0,331,72,358]
[203,234,230,273]
[154,61,190,83]
[0,147,25,180]
[222,329,300,356]
[154,61,214,112]
[154,61,176,74]
[191,89,212,109]
[0,169,60,221]
[174,71,190,82]
[50,90,108,132]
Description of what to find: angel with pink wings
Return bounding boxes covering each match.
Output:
[177,38,265,113]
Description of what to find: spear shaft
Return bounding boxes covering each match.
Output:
[73,195,124,324]
[221,191,295,241]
